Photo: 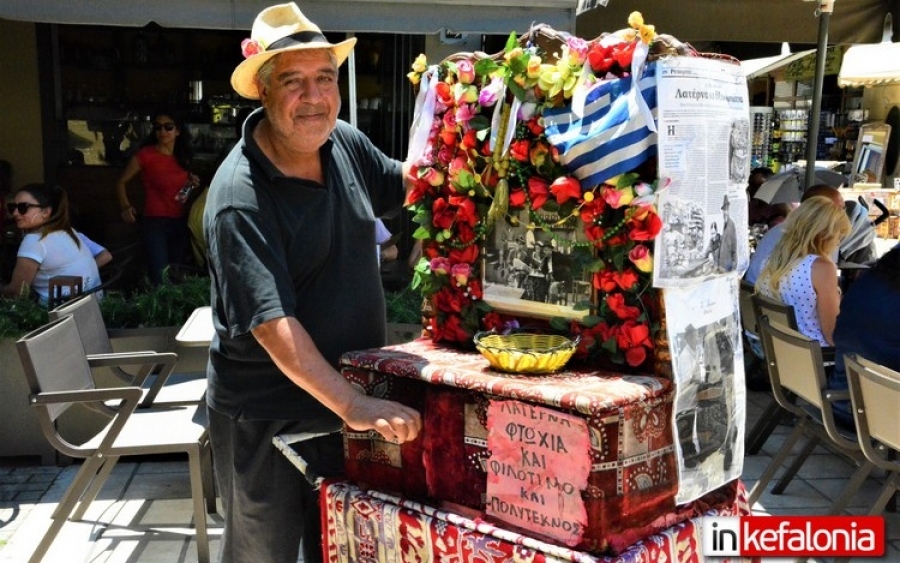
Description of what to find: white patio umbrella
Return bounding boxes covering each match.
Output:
[754,167,848,205]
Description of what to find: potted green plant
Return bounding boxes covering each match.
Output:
[0,296,56,463]
[0,273,211,463]
[384,285,424,345]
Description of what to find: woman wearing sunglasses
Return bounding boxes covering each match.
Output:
[1,183,101,303]
[115,110,197,285]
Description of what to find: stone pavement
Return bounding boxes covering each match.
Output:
[0,390,897,562]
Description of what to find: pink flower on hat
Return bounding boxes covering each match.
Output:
[241,38,265,59]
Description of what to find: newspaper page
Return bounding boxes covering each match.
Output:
[653,56,751,287]
[665,275,745,504]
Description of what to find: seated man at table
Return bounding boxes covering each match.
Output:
[744,184,844,284]
[830,243,900,426]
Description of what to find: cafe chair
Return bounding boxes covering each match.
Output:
[843,354,900,515]
[49,292,207,408]
[16,316,214,563]
[744,292,801,454]
[47,274,83,309]
[747,317,874,512]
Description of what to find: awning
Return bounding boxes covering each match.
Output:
[743,46,843,81]
[838,42,900,87]
[577,0,895,44]
[0,0,585,34]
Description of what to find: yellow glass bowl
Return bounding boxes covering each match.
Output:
[474,332,577,374]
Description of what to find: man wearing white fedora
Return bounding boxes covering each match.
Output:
[203,3,422,562]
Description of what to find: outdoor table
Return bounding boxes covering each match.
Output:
[176,305,213,347]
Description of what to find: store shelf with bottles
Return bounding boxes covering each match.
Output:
[55,24,246,122]
[750,106,774,169]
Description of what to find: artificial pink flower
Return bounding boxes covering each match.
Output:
[628,245,653,273]
[456,59,476,84]
[430,256,451,275]
[241,38,264,59]
[451,263,471,286]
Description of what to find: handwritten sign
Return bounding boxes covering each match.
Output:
[485,399,590,546]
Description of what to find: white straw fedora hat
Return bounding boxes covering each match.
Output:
[231,2,356,99]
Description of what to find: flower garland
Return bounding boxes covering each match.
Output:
[405,12,668,370]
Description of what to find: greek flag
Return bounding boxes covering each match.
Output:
[543,62,658,189]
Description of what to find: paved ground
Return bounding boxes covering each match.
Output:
[0,390,897,562]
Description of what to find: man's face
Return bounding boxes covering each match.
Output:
[259,49,340,153]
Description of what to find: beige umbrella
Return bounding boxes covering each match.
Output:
[838,15,900,87]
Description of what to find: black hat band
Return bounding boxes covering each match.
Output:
[267,31,329,51]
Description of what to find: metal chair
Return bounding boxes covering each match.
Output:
[744,292,800,454]
[844,354,900,515]
[16,316,214,563]
[49,292,207,408]
[747,318,874,511]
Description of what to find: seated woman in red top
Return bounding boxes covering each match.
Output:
[116,110,198,285]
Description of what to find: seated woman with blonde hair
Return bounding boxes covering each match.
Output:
[755,195,851,346]
[1,183,101,304]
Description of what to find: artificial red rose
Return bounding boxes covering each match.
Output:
[624,346,647,367]
[423,244,440,259]
[435,81,454,107]
[606,232,627,246]
[509,188,527,208]
[468,279,483,300]
[613,41,637,69]
[448,195,478,226]
[627,206,663,241]
[404,177,430,206]
[527,176,550,210]
[509,139,531,162]
[550,176,582,205]
[623,320,652,347]
[461,129,479,151]
[434,286,466,313]
[584,224,606,243]
[456,223,477,244]
[440,128,458,147]
[438,144,456,166]
[592,270,617,292]
[613,268,640,291]
[525,118,545,137]
[587,43,614,74]
[606,292,641,321]
[483,311,503,331]
[432,198,456,230]
[437,314,472,344]
[618,320,652,367]
[449,243,479,264]
[579,198,606,224]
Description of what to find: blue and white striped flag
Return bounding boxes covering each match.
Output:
[543,61,658,190]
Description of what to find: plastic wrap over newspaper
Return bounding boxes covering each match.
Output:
[652,56,751,288]
[664,276,745,504]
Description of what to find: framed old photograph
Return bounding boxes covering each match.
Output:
[482,208,594,320]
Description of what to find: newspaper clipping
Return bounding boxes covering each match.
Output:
[653,56,751,288]
[666,276,745,504]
